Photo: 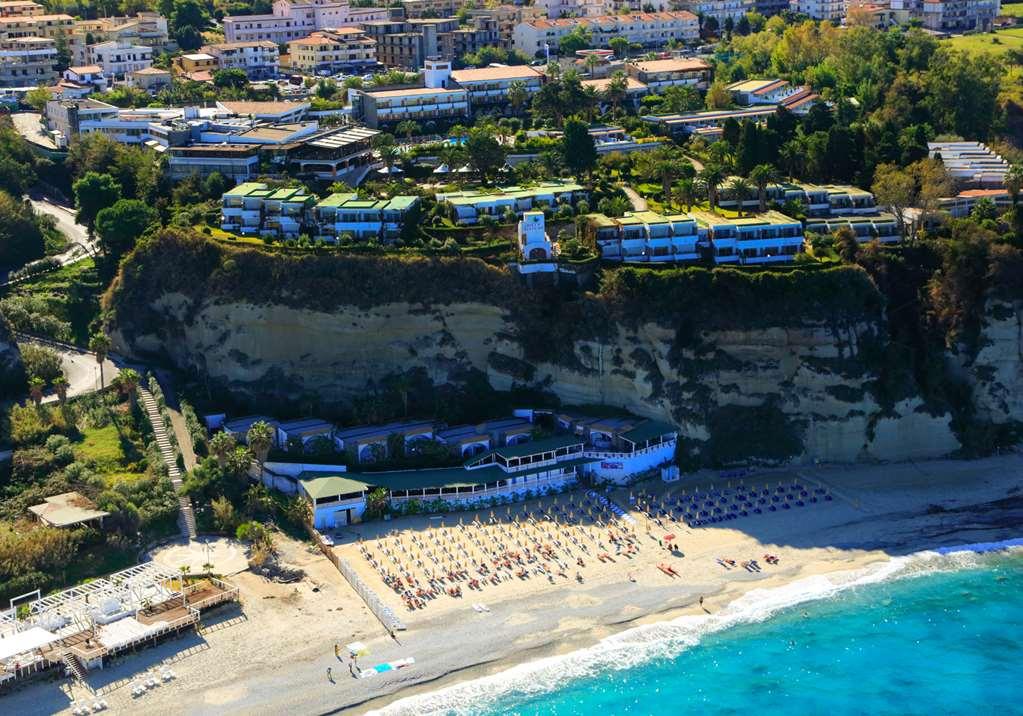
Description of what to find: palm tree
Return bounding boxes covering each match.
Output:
[117,368,140,399]
[209,431,237,469]
[28,376,45,406]
[727,177,754,217]
[699,165,726,211]
[676,177,698,211]
[52,375,68,406]
[89,333,111,389]
[395,120,419,143]
[507,80,528,115]
[749,163,778,213]
[246,420,274,467]
[1006,162,1023,206]
[603,71,628,119]
[584,53,600,77]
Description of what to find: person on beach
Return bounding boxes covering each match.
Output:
[327,667,334,683]
[334,644,339,659]
[389,628,400,645]
[699,596,704,608]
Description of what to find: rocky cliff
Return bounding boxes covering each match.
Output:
[105,230,1023,466]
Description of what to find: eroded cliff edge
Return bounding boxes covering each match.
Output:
[105,230,1023,466]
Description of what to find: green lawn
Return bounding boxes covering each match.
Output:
[999,3,1023,18]
[3,258,101,346]
[943,27,1023,56]
[73,413,147,480]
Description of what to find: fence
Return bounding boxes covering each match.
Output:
[306,525,406,632]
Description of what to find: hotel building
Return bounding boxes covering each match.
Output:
[512,11,699,57]
[284,28,376,75]
[625,57,711,91]
[311,192,421,242]
[200,40,280,79]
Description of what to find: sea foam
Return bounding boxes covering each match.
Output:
[369,538,1023,716]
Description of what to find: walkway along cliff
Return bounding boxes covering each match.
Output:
[103,229,1023,466]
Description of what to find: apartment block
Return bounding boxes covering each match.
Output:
[168,144,261,182]
[0,34,54,87]
[220,182,316,238]
[0,1,45,17]
[920,0,999,31]
[448,63,543,110]
[201,40,280,80]
[285,29,375,75]
[311,192,420,241]
[223,0,387,44]
[71,12,169,65]
[362,17,457,70]
[679,0,755,23]
[625,57,711,91]
[513,12,699,57]
[466,5,521,50]
[788,0,846,20]
[87,39,152,79]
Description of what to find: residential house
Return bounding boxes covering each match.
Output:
[70,12,170,65]
[625,57,711,91]
[680,0,755,23]
[311,192,420,242]
[0,1,46,18]
[220,181,316,238]
[436,179,587,224]
[216,100,310,123]
[788,0,846,20]
[87,39,152,79]
[513,12,699,57]
[127,65,170,92]
[284,28,376,75]
[466,5,521,50]
[61,64,106,92]
[172,51,217,81]
[643,90,821,139]
[201,40,280,79]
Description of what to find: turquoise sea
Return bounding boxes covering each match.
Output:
[379,544,1023,716]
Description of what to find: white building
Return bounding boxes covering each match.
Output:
[87,39,152,79]
[517,210,558,274]
[789,0,847,20]
[223,0,388,45]
[201,40,280,79]
[448,64,544,111]
[626,58,712,91]
[285,28,376,75]
[62,64,107,91]
[680,0,755,23]
[513,11,700,58]
[726,78,802,105]
[929,141,1008,189]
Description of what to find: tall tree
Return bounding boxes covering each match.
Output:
[95,199,157,262]
[465,127,506,184]
[73,172,121,230]
[561,118,597,182]
[88,333,111,389]
[749,163,778,213]
[727,177,753,217]
[699,165,726,210]
[246,421,274,466]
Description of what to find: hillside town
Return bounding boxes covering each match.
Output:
[0,0,1021,712]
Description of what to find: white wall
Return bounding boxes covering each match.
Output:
[582,440,676,484]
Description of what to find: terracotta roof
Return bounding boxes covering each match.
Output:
[958,189,1009,197]
[450,65,542,83]
[581,76,647,92]
[132,66,170,75]
[628,58,710,74]
[67,65,102,75]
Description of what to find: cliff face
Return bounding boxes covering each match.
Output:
[106,231,1023,466]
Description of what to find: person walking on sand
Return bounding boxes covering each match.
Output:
[327,666,334,683]
[334,643,340,659]
[389,628,400,645]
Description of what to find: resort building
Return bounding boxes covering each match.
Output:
[200,40,280,80]
[222,415,279,444]
[512,12,699,57]
[727,78,802,106]
[168,144,262,182]
[282,123,380,181]
[220,181,316,238]
[804,213,900,244]
[928,141,1008,189]
[437,179,587,224]
[86,39,152,79]
[583,210,702,263]
[436,417,533,457]
[222,0,387,44]
[625,57,711,91]
[448,64,544,111]
[215,100,310,123]
[690,209,805,265]
[334,421,435,463]
[0,35,56,87]
[349,78,469,129]
[284,28,376,75]
[516,210,558,274]
[276,417,336,450]
[581,75,650,109]
[643,90,821,139]
[716,181,878,217]
[311,192,421,242]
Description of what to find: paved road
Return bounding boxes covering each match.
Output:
[28,194,98,263]
[620,184,648,211]
[16,334,120,404]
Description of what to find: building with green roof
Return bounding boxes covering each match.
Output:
[311,192,421,242]
[436,180,587,225]
[220,181,315,238]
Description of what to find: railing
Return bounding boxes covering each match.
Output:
[307,525,405,632]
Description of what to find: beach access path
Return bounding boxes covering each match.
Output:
[4,453,1021,716]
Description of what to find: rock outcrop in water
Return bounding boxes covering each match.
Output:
[105,230,1023,466]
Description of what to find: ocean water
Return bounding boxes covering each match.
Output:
[375,543,1023,716]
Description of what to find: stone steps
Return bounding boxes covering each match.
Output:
[139,384,197,540]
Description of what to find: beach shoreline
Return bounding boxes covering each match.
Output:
[3,455,1022,716]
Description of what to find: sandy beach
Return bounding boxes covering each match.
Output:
[4,454,1022,715]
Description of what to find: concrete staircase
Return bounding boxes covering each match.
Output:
[139,385,197,540]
